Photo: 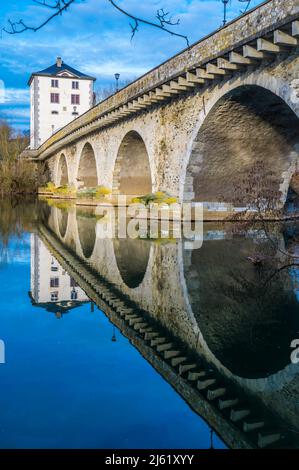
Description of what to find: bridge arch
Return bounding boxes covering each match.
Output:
[77,142,98,188]
[183,81,299,207]
[56,153,69,186]
[112,131,152,196]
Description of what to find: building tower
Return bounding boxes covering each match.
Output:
[28,57,96,149]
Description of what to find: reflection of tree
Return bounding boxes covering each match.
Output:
[0,199,36,245]
[0,199,37,266]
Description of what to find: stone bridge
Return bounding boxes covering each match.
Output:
[37,204,299,448]
[28,0,299,209]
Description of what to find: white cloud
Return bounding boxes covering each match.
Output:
[83,60,148,79]
[3,88,29,105]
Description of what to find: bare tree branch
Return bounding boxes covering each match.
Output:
[156,8,180,28]
[263,263,299,287]
[2,0,76,34]
[238,0,252,14]
[33,0,67,10]
[2,0,189,46]
[1,1,253,44]
[108,0,189,47]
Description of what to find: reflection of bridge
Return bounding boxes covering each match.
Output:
[35,205,299,448]
[28,1,299,211]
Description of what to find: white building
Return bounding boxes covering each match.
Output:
[30,234,90,318]
[29,57,96,149]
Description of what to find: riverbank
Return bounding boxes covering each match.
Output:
[37,193,299,222]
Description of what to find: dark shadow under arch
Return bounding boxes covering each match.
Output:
[77,143,98,188]
[57,154,69,186]
[113,131,152,196]
[113,238,151,289]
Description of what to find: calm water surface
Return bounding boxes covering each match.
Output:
[0,199,299,449]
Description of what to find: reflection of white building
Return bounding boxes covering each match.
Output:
[30,234,89,318]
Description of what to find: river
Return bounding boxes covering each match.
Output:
[0,199,298,449]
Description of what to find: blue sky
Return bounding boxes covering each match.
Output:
[0,0,264,132]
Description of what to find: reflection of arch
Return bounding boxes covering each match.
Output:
[113,131,152,196]
[77,143,98,188]
[183,236,299,379]
[57,153,69,186]
[39,201,51,226]
[77,210,97,259]
[184,85,299,205]
[57,208,68,238]
[113,238,151,288]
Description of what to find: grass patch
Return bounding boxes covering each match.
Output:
[131,191,178,206]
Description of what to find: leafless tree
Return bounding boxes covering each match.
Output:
[0,121,38,196]
[94,77,133,103]
[93,84,115,103]
[2,0,253,46]
[228,160,299,285]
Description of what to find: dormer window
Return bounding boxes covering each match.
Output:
[51,79,59,88]
[72,81,79,89]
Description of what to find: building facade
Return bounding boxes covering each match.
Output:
[29,57,96,149]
